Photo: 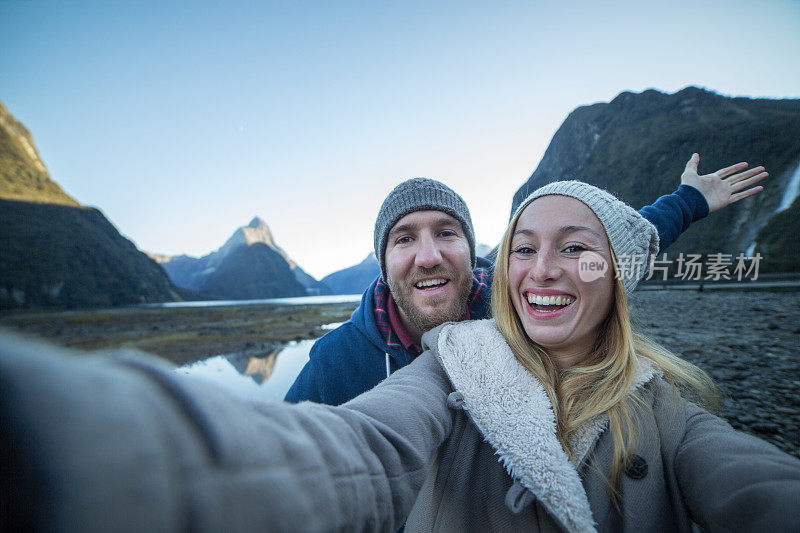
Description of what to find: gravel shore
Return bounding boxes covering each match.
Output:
[629,290,800,458]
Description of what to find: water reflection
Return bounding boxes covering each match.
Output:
[226,349,280,385]
[177,338,316,401]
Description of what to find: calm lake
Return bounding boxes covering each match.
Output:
[176,321,344,400]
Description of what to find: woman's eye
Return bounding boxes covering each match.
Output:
[512,246,535,255]
[563,244,587,254]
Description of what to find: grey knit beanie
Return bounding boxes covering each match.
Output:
[374,178,476,281]
[512,181,659,293]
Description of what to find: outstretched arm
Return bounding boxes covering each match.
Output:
[0,333,453,531]
[680,153,768,213]
[638,153,769,253]
[673,402,800,531]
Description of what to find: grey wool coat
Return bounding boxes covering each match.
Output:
[407,319,800,532]
[2,324,799,532]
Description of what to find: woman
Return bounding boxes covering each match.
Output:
[401,181,800,531]
[2,182,799,532]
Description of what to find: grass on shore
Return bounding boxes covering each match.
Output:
[0,302,357,366]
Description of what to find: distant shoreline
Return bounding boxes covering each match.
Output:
[0,300,359,366]
[637,272,800,291]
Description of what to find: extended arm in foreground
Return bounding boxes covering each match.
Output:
[0,333,453,532]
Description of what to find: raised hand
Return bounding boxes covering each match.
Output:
[681,153,768,213]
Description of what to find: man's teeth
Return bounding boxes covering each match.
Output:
[526,294,574,306]
[416,278,447,289]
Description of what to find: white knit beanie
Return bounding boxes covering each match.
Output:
[512,181,659,293]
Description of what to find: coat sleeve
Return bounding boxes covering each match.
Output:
[637,185,709,254]
[0,333,453,532]
[671,401,800,532]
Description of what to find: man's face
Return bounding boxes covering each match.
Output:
[385,210,473,337]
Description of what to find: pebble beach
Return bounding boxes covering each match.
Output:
[629,290,800,458]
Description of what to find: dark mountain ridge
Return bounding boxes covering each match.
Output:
[512,87,800,271]
[0,101,78,207]
[0,100,181,310]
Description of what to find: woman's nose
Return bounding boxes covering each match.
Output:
[529,250,561,282]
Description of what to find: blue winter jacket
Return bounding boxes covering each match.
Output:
[285,185,709,406]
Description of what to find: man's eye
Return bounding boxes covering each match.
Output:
[396,236,413,245]
[439,230,458,238]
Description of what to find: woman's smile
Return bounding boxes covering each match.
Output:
[523,289,576,319]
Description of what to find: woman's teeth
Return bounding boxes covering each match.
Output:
[526,294,574,307]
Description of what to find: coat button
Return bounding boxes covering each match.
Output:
[625,454,648,480]
[447,391,466,410]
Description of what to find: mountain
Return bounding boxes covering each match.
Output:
[511,87,800,272]
[154,217,325,299]
[0,100,181,310]
[321,253,380,295]
[0,101,78,207]
[754,196,800,273]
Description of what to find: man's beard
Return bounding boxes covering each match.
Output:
[388,266,473,334]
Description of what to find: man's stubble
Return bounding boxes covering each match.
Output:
[388,266,473,334]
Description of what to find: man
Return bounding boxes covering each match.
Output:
[285,155,767,405]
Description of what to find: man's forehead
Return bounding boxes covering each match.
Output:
[389,210,460,233]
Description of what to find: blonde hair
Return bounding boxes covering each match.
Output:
[491,202,720,494]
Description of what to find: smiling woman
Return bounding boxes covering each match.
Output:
[403,181,800,531]
[490,182,706,494]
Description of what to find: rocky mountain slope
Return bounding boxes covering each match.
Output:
[154,217,326,299]
[754,197,800,273]
[512,87,800,272]
[0,101,181,310]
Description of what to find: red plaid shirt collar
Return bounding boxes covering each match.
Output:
[374,267,490,357]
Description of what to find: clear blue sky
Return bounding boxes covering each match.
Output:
[2,0,799,279]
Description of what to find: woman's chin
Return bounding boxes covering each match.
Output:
[522,326,572,352]
[521,324,597,365]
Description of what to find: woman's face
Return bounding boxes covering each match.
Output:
[507,195,615,368]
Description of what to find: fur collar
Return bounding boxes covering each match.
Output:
[434,319,657,533]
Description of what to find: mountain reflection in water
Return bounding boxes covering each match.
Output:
[226,348,281,385]
[177,322,344,400]
[177,341,309,400]
[177,321,344,400]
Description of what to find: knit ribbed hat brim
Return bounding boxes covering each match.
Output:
[512,181,659,293]
[374,178,476,281]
